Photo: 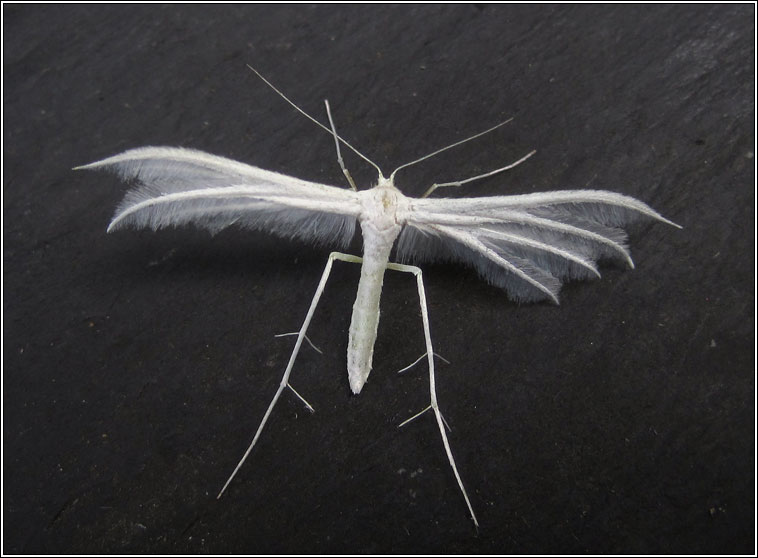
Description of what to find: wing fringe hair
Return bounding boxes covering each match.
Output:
[79,146,678,304]
[399,191,679,303]
[77,146,360,247]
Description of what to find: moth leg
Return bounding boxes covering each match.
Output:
[217,251,350,499]
[395,351,450,375]
[420,149,536,199]
[388,261,479,529]
[324,99,358,191]
[274,332,324,354]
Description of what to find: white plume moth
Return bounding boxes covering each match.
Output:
[76,65,679,529]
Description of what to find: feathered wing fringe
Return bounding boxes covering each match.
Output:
[77,146,361,247]
[398,190,679,303]
[79,148,677,302]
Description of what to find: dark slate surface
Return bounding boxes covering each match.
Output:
[3,4,754,554]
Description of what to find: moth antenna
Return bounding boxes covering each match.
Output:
[246,64,384,177]
[325,99,358,191]
[390,118,515,181]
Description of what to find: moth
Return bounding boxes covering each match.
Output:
[76,66,678,528]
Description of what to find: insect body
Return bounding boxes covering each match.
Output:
[349,179,408,393]
[76,67,678,528]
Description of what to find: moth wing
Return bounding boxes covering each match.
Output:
[399,190,678,303]
[77,146,361,247]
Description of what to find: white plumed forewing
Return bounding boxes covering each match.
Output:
[78,146,361,247]
[397,190,679,303]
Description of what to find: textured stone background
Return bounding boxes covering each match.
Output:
[4,4,754,553]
